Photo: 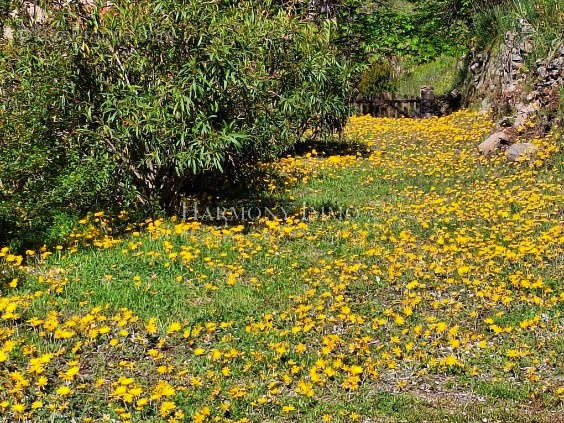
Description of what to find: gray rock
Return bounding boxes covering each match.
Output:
[503,84,518,96]
[519,19,534,34]
[480,98,493,114]
[470,62,482,73]
[537,66,548,78]
[23,1,48,25]
[479,131,513,156]
[513,112,529,129]
[526,92,538,102]
[505,31,517,43]
[2,27,14,40]
[513,103,536,130]
[520,103,536,114]
[506,143,539,162]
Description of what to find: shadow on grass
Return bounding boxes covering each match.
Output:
[173,137,372,228]
[287,137,371,158]
[7,137,371,254]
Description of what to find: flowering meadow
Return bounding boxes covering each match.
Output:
[1,111,562,422]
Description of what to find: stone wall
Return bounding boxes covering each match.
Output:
[466,19,563,133]
[468,19,562,162]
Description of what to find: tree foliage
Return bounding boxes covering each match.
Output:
[0,0,351,247]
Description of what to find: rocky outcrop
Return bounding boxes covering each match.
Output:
[466,20,562,133]
[466,22,536,116]
[435,89,463,117]
[478,130,514,156]
[526,48,564,113]
[505,143,539,162]
[2,1,108,40]
[468,18,562,160]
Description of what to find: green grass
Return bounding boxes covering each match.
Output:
[39,233,315,325]
[395,55,461,97]
[472,380,530,401]
[3,113,563,422]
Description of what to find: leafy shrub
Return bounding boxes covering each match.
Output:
[357,59,396,96]
[0,0,351,248]
[356,5,469,65]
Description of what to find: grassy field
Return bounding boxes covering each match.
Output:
[394,55,461,97]
[1,111,563,422]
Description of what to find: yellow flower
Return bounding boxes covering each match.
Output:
[145,317,158,334]
[62,366,79,381]
[443,355,462,367]
[152,380,175,399]
[160,401,175,417]
[56,385,72,396]
[167,322,182,334]
[295,379,314,397]
[349,365,363,376]
[11,403,25,413]
[37,376,48,388]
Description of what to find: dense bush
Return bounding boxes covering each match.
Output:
[0,0,351,247]
[347,1,472,65]
[356,59,396,97]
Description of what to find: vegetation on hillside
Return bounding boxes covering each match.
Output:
[364,0,562,95]
[471,0,562,59]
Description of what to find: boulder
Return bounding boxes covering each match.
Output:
[478,131,513,156]
[505,143,539,162]
[537,66,548,78]
[479,98,493,114]
[23,1,48,25]
[513,103,539,129]
[502,83,518,97]
[519,19,534,34]
[526,91,538,102]
[504,31,517,43]
[470,62,482,73]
